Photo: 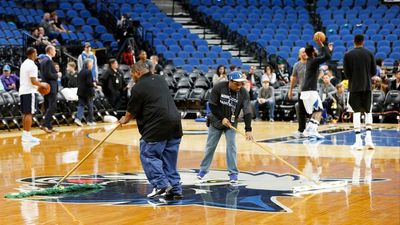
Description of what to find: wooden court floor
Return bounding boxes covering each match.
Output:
[0,120,399,225]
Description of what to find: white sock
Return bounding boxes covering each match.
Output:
[353,112,361,132]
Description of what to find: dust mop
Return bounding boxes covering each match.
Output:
[5,124,121,199]
[229,125,347,194]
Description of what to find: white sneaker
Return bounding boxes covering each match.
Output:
[74,118,83,126]
[293,131,305,139]
[22,133,40,142]
[87,122,97,126]
[309,130,324,139]
[365,137,375,150]
[351,141,363,150]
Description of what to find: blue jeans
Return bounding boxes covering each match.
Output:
[255,100,275,119]
[76,97,94,122]
[199,125,238,175]
[140,138,182,194]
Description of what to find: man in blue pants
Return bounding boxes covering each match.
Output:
[119,62,183,200]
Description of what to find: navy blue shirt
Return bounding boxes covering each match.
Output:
[127,73,182,142]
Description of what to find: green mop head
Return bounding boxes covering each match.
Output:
[5,183,103,199]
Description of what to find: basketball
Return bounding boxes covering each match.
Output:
[313,31,326,42]
[38,82,50,95]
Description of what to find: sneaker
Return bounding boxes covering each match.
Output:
[351,141,363,150]
[269,118,274,122]
[87,121,97,126]
[196,170,208,180]
[147,186,171,198]
[309,130,324,139]
[164,192,183,200]
[22,133,40,142]
[293,131,305,139]
[365,137,375,150]
[229,174,238,183]
[74,118,83,126]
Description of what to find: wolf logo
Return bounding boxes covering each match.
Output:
[13,170,386,213]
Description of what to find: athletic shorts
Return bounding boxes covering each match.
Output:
[20,93,37,114]
[300,91,323,114]
[349,91,372,113]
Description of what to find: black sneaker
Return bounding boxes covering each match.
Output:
[147,186,171,198]
[164,192,183,200]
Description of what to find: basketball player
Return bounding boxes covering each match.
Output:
[288,47,307,138]
[343,34,376,150]
[301,35,332,139]
[19,47,47,142]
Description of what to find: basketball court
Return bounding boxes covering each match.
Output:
[0,120,399,224]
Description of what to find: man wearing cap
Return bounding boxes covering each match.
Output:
[197,71,253,183]
[77,42,98,82]
[255,78,275,121]
[0,64,19,91]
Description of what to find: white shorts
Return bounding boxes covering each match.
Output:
[300,91,323,114]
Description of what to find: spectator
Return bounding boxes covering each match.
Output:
[262,64,277,88]
[326,83,347,120]
[212,65,227,85]
[319,74,336,101]
[276,61,290,86]
[243,80,257,119]
[326,69,339,86]
[255,78,275,121]
[375,58,385,77]
[150,55,163,75]
[135,50,152,71]
[54,62,62,89]
[229,64,237,72]
[40,45,59,133]
[50,11,67,33]
[74,58,96,127]
[38,26,59,46]
[39,13,55,35]
[371,76,388,94]
[99,58,126,110]
[62,62,78,88]
[77,42,98,82]
[122,45,135,66]
[389,71,400,91]
[0,65,19,91]
[246,66,261,87]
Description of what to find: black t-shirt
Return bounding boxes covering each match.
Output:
[208,81,252,131]
[127,73,182,142]
[302,46,331,91]
[343,47,376,92]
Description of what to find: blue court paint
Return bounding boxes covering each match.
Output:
[286,129,400,147]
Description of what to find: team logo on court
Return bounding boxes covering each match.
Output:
[13,170,387,213]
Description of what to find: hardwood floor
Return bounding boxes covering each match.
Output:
[0,120,399,225]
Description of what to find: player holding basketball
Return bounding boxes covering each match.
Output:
[301,32,332,139]
[343,34,376,150]
[19,47,47,142]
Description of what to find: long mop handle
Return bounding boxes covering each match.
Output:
[229,125,318,184]
[56,124,121,187]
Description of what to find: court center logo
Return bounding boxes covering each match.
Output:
[12,170,386,213]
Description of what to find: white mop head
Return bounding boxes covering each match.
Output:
[292,180,348,194]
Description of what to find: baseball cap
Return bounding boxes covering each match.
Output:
[228,71,246,82]
[38,54,46,60]
[3,64,10,71]
[84,42,91,47]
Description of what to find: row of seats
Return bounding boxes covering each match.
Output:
[104,1,244,72]
[0,89,117,131]
[190,0,307,7]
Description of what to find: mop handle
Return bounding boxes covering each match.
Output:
[229,125,318,184]
[56,123,121,187]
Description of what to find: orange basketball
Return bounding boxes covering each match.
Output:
[38,82,50,95]
[313,31,326,42]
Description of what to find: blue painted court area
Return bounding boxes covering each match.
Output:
[287,129,400,147]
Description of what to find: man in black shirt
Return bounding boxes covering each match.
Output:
[119,62,183,200]
[197,71,253,183]
[343,34,377,150]
[300,35,331,139]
